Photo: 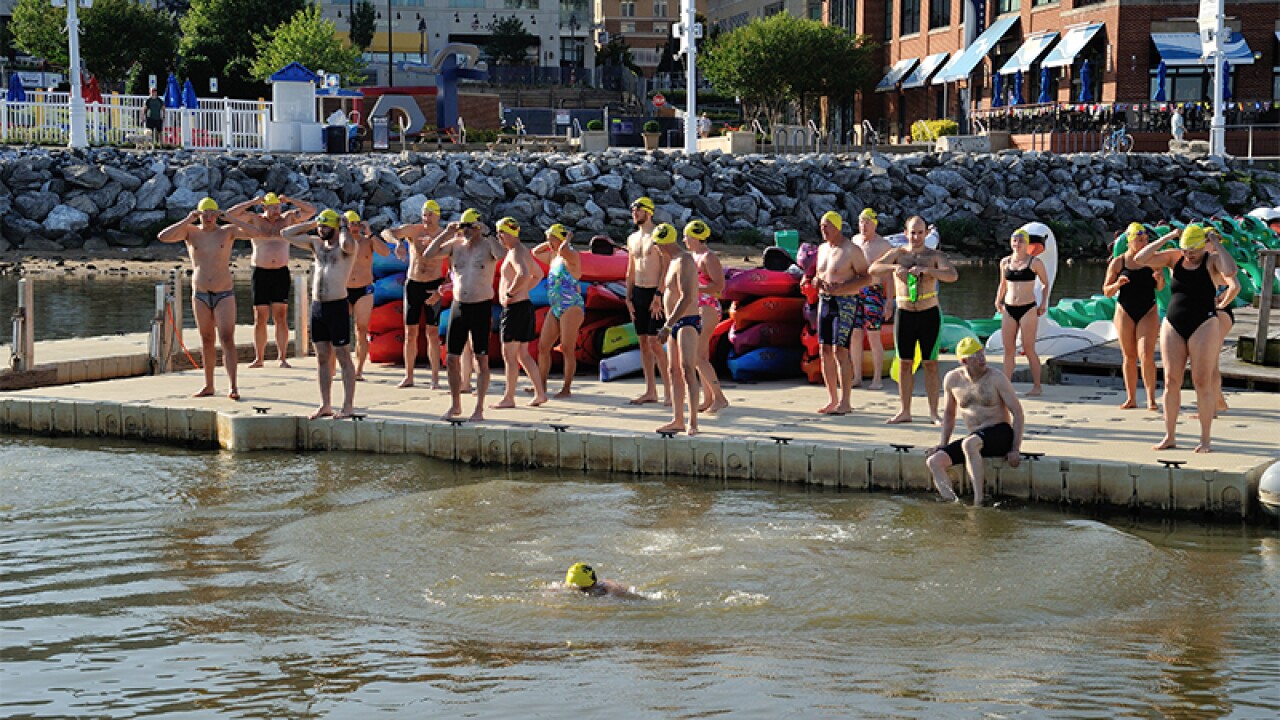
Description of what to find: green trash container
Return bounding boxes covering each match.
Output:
[774,230,799,256]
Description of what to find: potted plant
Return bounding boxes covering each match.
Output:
[642,120,661,150]
[580,118,608,152]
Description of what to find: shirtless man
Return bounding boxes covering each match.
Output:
[282,210,359,420]
[869,216,959,424]
[341,210,391,380]
[654,223,703,435]
[156,197,259,400]
[800,211,872,415]
[625,197,672,406]
[851,208,893,389]
[492,217,549,409]
[925,337,1024,506]
[382,199,448,388]
[421,208,506,422]
[226,192,317,368]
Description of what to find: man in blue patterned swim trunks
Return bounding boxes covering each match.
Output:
[852,208,893,389]
[801,211,872,415]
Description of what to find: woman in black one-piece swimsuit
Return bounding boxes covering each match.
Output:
[1133,224,1239,453]
[1102,223,1164,410]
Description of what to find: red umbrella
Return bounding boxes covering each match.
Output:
[83,74,103,104]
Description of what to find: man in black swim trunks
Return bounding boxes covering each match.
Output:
[925,337,1025,506]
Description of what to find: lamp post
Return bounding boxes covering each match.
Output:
[386,0,393,86]
[681,0,697,154]
[419,17,428,63]
[568,13,580,69]
[56,0,88,149]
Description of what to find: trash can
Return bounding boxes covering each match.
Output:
[325,125,347,154]
[774,230,800,256]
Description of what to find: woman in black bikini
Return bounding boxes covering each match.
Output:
[1133,224,1239,453]
[994,229,1049,396]
[1102,223,1164,411]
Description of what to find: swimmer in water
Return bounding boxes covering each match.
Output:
[563,563,641,599]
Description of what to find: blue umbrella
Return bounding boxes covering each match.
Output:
[991,73,1003,108]
[6,72,26,102]
[1078,60,1093,103]
[1012,69,1024,106]
[1038,66,1052,104]
[1153,60,1167,102]
[164,73,181,108]
[1221,60,1231,102]
[182,78,199,109]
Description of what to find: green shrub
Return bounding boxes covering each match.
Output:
[726,227,766,246]
[586,119,603,131]
[643,120,661,133]
[468,129,499,143]
[933,216,987,246]
[911,118,959,140]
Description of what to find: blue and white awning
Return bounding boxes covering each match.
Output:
[997,32,1059,75]
[1151,32,1255,66]
[875,58,920,93]
[934,15,1020,84]
[901,52,951,89]
[1041,23,1104,69]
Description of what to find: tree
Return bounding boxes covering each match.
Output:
[595,37,638,75]
[10,0,67,68]
[348,0,376,53]
[81,0,179,87]
[249,6,364,83]
[180,0,307,100]
[484,17,535,66]
[701,13,875,129]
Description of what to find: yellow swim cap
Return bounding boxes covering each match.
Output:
[1126,222,1147,242]
[422,199,441,216]
[496,217,521,236]
[196,197,218,212]
[261,192,281,206]
[316,209,341,228]
[956,336,984,359]
[344,210,361,223]
[684,219,711,240]
[460,208,482,225]
[859,208,878,224]
[653,223,678,245]
[546,223,570,241]
[631,196,655,213]
[1180,224,1207,250]
[565,562,597,589]
[821,211,843,232]
[1011,228,1030,243]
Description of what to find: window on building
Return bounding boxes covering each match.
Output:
[654,0,668,17]
[1151,66,1218,103]
[928,0,950,29]
[1074,0,1104,6]
[620,21,636,33]
[900,0,920,35]
[654,22,669,35]
[997,0,1019,13]
[884,0,894,40]
[621,1,636,17]
[763,2,785,15]
[1031,0,1055,7]
[503,0,538,8]
[808,0,825,21]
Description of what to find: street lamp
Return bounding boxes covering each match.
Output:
[386,0,393,86]
[53,0,89,149]
[568,13,580,69]
[419,17,428,63]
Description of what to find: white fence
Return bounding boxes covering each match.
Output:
[0,92,270,150]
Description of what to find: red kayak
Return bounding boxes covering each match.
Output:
[728,321,804,355]
[730,296,807,330]
[369,301,403,335]
[721,269,801,302]
[585,282,628,311]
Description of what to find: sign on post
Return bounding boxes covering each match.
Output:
[209,77,218,93]
[653,93,666,108]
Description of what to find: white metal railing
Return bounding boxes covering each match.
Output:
[0,91,269,150]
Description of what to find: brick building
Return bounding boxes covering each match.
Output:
[597,0,708,75]
[832,0,1278,140]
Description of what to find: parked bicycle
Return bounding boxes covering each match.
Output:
[1101,124,1133,154]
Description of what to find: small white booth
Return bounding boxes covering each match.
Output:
[267,62,324,153]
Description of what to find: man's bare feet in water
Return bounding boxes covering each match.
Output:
[886,411,912,424]
[656,421,685,434]
[630,392,660,405]
[1153,434,1176,450]
[193,386,215,398]
[310,406,334,420]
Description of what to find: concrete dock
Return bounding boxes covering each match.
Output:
[3,337,1277,522]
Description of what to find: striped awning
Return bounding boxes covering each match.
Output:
[934,15,1020,84]
[997,32,1059,75]
[875,58,920,93]
[901,52,951,89]
[1041,23,1104,69]
[1151,32,1255,66]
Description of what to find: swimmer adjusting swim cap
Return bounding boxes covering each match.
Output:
[1011,228,1030,243]
[1179,224,1207,250]
[631,196,655,213]
[684,220,710,240]
[344,210,361,223]
[460,208,483,224]
[546,224,570,241]
[197,197,219,212]
[496,217,521,236]
[565,563,597,588]
[821,211,843,232]
[261,192,281,206]
[653,223,678,245]
[316,209,341,228]
[1126,222,1147,241]
[956,336,984,359]
[859,208,878,224]
[422,199,441,216]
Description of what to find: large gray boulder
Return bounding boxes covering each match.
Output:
[62,164,110,189]
[134,173,172,210]
[15,191,59,221]
[43,204,91,233]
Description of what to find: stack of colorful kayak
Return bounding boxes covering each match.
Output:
[722,268,806,381]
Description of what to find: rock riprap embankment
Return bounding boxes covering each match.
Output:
[2,147,1277,258]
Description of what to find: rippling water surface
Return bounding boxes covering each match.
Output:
[2,436,1277,717]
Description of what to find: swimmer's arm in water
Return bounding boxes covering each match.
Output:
[281,221,318,251]
[597,580,643,599]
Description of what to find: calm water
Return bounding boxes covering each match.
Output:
[2,435,1277,717]
[0,262,1107,345]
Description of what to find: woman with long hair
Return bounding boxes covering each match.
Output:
[994,228,1050,396]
